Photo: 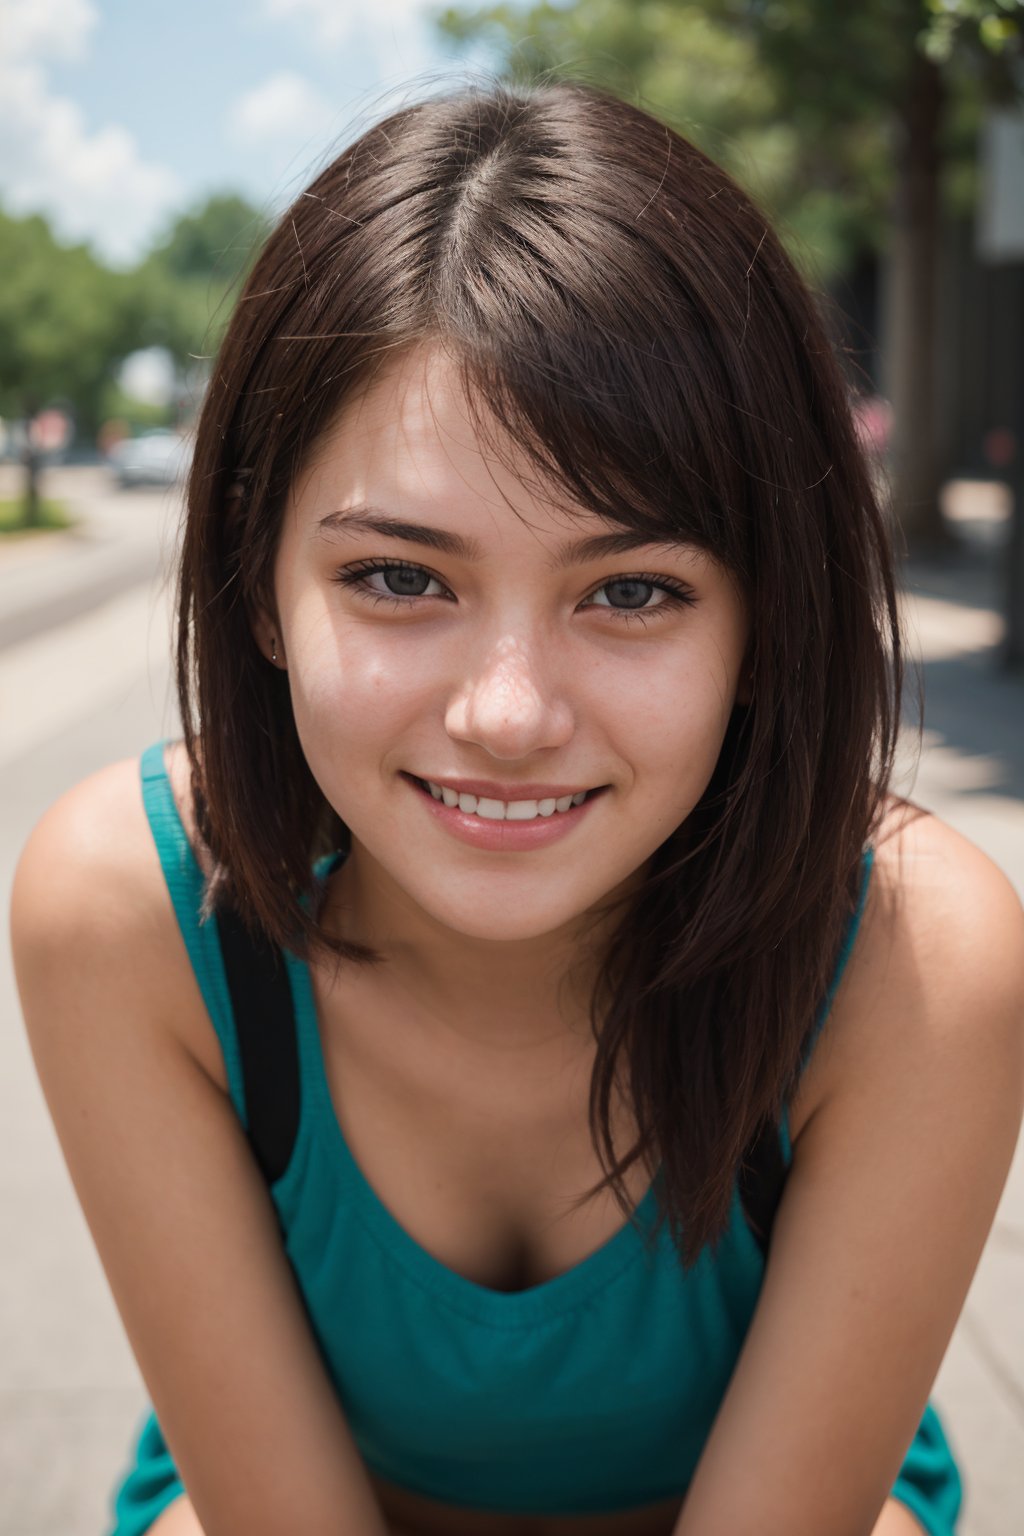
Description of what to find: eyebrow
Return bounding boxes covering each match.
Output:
[316,506,700,568]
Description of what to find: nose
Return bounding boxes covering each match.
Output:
[444,632,575,760]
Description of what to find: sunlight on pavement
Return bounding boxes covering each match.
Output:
[0,579,176,768]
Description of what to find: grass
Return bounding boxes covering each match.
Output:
[0,498,74,535]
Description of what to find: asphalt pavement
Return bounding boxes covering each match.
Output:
[0,468,1022,1536]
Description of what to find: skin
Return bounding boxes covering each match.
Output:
[256,341,752,1054]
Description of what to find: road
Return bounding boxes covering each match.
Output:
[0,468,1022,1535]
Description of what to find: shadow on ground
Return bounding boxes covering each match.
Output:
[898,535,1024,806]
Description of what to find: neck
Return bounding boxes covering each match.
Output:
[321,848,635,1058]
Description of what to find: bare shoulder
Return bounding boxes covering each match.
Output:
[10,744,227,1089]
[808,794,1024,1128]
[863,796,1023,1031]
[12,753,165,947]
[870,792,1024,948]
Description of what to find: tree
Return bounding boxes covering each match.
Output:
[719,0,1023,543]
[434,0,1023,542]
[0,194,270,528]
[130,194,272,376]
[0,211,131,526]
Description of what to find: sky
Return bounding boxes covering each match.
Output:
[0,0,498,267]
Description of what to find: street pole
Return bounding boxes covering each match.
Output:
[977,105,1024,672]
[1005,432,1024,671]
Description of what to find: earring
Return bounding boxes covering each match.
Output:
[271,637,278,665]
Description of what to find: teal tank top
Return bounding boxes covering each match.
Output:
[107,742,963,1534]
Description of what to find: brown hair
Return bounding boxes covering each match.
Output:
[178,77,903,1267]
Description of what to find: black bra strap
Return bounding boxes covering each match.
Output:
[737,1117,788,1257]
[216,909,301,1186]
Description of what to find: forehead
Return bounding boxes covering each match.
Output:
[292,343,586,536]
[337,345,480,454]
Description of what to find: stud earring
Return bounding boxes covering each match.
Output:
[271,637,278,664]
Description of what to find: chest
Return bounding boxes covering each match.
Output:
[309,965,656,1293]
[275,966,770,1536]
[182,931,820,1294]
[184,911,786,1533]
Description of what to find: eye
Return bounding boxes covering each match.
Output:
[583,575,697,623]
[331,559,452,607]
[331,559,697,623]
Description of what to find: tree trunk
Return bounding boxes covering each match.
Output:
[1006,323,1024,670]
[1007,470,1024,670]
[21,437,42,530]
[882,47,949,548]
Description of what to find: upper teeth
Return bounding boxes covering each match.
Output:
[423,781,589,819]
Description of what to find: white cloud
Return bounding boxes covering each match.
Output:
[225,71,346,196]
[0,0,97,64]
[260,0,447,80]
[0,0,183,266]
[226,70,339,150]
[261,0,437,51]
[261,0,360,52]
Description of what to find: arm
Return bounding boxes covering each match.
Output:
[870,1503,931,1536]
[10,761,392,1536]
[671,814,1024,1536]
[149,1494,422,1536]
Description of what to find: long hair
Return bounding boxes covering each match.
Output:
[178,78,903,1268]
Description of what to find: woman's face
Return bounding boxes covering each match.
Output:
[267,344,750,946]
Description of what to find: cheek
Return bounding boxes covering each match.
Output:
[609,648,739,805]
[285,602,437,753]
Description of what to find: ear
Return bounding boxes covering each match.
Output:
[224,477,283,669]
[250,602,286,669]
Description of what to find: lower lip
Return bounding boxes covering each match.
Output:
[403,775,606,852]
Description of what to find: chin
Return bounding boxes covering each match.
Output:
[407,882,603,946]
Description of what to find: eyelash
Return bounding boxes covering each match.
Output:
[330,558,698,626]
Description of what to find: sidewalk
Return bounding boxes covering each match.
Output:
[0,468,181,768]
[0,465,181,650]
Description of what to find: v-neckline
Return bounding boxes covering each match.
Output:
[282,941,663,1326]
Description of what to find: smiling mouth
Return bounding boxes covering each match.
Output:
[404,774,608,823]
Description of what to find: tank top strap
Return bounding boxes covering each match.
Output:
[778,846,875,1165]
[139,739,249,1128]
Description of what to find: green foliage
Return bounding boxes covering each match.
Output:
[922,0,1023,64]
[98,382,175,432]
[0,193,270,445]
[0,211,131,430]
[133,194,272,367]
[146,193,270,285]
[0,497,72,535]
[432,0,1023,279]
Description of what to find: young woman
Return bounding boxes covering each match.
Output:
[11,79,1024,1536]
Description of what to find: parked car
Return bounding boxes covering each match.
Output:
[108,429,190,488]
